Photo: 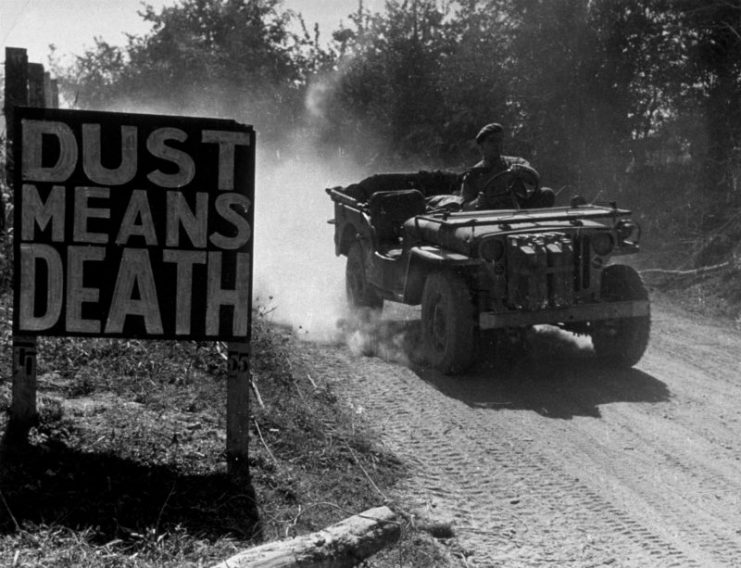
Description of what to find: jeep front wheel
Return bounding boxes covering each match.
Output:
[421,271,475,374]
[591,264,650,367]
[346,241,383,310]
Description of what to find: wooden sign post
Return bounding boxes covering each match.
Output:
[4,60,256,477]
[4,48,42,443]
[227,341,252,479]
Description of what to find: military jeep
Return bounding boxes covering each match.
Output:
[326,171,650,374]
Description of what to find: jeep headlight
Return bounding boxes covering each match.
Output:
[616,219,640,243]
[480,239,505,262]
[592,232,615,256]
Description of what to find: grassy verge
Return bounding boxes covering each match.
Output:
[635,234,741,326]
[0,294,453,567]
[649,266,741,326]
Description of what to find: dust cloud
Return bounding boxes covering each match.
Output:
[92,83,419,356]
[252,67,414,349]
[252,149,423,363]
[527,326,594,359]
[252,144,360,342]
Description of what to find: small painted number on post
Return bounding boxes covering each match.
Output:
[14,345,37,375]
[228,353,249,374]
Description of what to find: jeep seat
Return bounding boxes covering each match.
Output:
[367,189,426,249]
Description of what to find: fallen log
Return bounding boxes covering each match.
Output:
[211,506,399,568]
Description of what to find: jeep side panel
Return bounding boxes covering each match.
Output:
[327,189,373,256]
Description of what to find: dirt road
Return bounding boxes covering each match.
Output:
[298,296,741,567]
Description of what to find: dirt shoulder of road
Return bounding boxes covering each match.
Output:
[0,295,453,567]
[2,261,740,567]
[301,283,741,567]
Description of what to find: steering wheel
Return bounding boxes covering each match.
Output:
[479,165,540,209]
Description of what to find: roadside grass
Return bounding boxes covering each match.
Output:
[0,293,453,567]
[636,238,741,325]
[651,265,741,326]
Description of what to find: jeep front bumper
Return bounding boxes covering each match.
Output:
[479,300,650,329]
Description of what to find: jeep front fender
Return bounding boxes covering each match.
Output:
[402,246,479,304]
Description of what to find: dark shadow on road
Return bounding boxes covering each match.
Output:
[337,312,669,420]
[411,326,669,420]
[0,438,261,543]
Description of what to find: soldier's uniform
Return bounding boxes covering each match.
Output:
[460,156,536,209]
[459,122,554,210]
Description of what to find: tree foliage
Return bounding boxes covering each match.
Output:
[56,0,325,142]
[50,0,741,222]
[316,1,460,166]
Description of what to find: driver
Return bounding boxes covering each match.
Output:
[459,123,555,210]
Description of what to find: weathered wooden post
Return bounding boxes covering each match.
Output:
[4,47,40,444]
[27,63,45,107]
[2,48,27,234]
[227,341,252,479]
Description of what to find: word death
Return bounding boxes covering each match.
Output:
[14,108,255,341]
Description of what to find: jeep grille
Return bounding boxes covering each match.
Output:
[505,232,577,310]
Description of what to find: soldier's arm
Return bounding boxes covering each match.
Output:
[459,170,479,204]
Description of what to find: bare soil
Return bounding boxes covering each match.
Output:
[304,293,741,567]
[2,271,741,567]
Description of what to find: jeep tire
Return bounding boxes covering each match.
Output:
[346,241,383,310]
[421,271,475,374]
[591,265,650,367]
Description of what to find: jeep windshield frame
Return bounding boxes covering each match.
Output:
[416,204,632,228]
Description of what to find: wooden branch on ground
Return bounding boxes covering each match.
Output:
[641,260,732,277]
[641,261,733,286]
[210,506,399,568]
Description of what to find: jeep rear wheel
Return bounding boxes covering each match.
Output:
[421,271,475,374]
[591,265,650,367]
[346,241,383,310]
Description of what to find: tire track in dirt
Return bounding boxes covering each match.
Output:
[299,301,741,567]
[466,350,741,568]
[385,365,699,567]
[304,359,679,564]
[497,333,741,567]
[514,395,741,567]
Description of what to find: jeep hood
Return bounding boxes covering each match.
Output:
[403,205,627,256]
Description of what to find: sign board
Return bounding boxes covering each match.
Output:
[13,107,255,341]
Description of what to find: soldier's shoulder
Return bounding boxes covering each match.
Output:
[462,161,488,178]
